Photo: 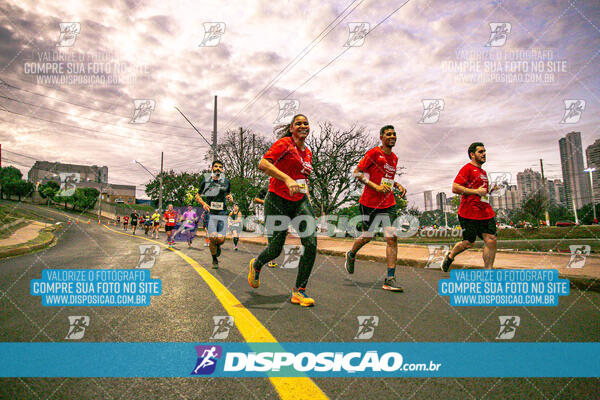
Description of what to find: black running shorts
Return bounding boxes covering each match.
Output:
[458,216,497,243]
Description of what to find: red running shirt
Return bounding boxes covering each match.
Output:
[163,210,178,226]
[263,137,313,202]
[454,163,495,220]
[358,147,398,209]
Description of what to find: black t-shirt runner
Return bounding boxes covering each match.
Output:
[130,213,138,224]
[197,176,231,215]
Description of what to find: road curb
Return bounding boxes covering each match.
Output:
[235,236,600,293]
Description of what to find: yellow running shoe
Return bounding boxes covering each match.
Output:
[291,288,315,307]
[267,261,278,268]
[248,258,260,288]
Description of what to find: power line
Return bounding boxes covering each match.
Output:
[0,108,209,149]
[223,0,366,132]
[1,77,193,131]
[242,0,412,131]
[0,94,201,141]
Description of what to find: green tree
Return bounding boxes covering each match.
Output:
[522,191,547,225]
[576,203,600,225]
[12,180,35,201]
[145,171,207,207]
[548,204,572,225]
[71,187,99,211]
[39,181,60,204]
[205,127,271,216]
[0,166,23,199]
[53,193,73,210]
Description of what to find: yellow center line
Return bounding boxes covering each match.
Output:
[102,224,328,400]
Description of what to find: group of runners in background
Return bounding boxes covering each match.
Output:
[114,113,498,308]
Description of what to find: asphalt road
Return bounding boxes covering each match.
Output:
[1,204,599,399]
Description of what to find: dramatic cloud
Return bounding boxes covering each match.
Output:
[0,0,598,207]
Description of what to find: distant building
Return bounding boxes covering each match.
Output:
[559,132,591,209]
[435,192,447,211]
[28,161,108,185]
[27,161,135,204]
[423,190,433,211]
[445,196,458,212]
[516,168,542,203]
[490,184,520,210]
[547,179,566,206]
[586,138,600,204]
[79,182,136,205]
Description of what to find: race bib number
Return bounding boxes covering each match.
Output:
[168,218,175,223]
[296,179,308,194]
[211,201,224,210]
[381,177,394,189]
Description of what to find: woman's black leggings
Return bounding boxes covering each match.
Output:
[255,192,317,289]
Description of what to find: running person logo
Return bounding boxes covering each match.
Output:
[488,172,511,197]
[201,173,227,197]
[191,345,222,375]
[273,99,300,124]
[65,316,89,340]
[418,99,444,124]
[56,22,81,47]
[199,22,226,47]
[281,245,304,269]
[210,316,234,339]
[567,245,590,269]
[354,316,379,339]
[130,100,155,124]
[426,245,449,269]
[560,99,586,124]
[137,245,160,268]
[496,316,520,340]
[58,172,80,196]
[484,22,511,47]
[344,22,370,47]
[348,168,369,198]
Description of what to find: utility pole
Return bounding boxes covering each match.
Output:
[540,159,550,226]
[239,128,244,179]
[159,152,163,212]
[212,95,217,163]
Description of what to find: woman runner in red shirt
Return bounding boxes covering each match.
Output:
[247,114,317,307]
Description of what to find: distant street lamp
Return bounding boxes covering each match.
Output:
[584,167,597,223]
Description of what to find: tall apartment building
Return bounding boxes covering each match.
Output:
[559,131,591,210]
[435,192,447,211]
[490,184,520,210]
[585,138,600,204]
[423,190,433,211]
[516,168,542,203]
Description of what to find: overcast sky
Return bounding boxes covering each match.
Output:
[0,0,599,208]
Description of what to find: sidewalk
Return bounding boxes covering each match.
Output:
[224,234,600,291]
[0,221,48,247]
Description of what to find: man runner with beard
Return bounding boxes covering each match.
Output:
[442,142,497,271]
[195,160,233,268]
[344,125,407,292]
